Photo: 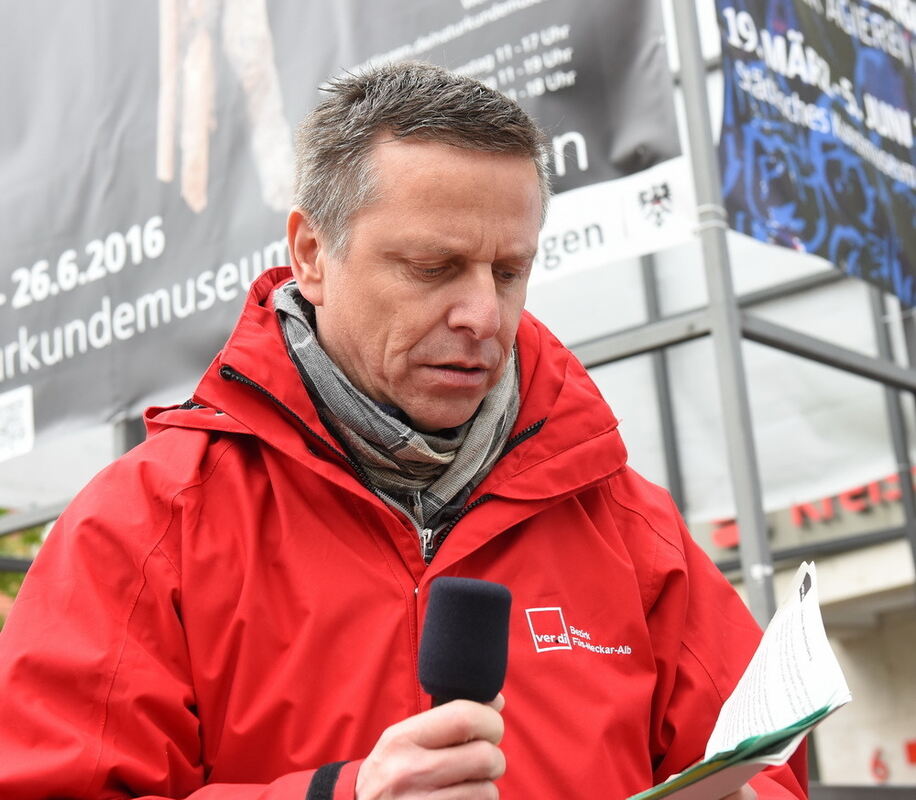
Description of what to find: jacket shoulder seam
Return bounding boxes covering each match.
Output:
[146,435,238,576]
[86,436,236,793]
[681,638,727,703]
[605,477,685,613]
[609,480,683,552]
[606,475,685,545]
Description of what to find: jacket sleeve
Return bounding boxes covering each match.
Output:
[643,505,808,799]
[0,458,362,800]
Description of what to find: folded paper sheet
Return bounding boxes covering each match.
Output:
[628,562,851,800]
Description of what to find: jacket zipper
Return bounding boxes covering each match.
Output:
[499,418,546,458]
[422,493,496,564]
[417,418,546,563]
[416,419,545,562]
[219,365,375,491]
[220,366,437,555]
[420,528,435,563]
[220,365,546,563]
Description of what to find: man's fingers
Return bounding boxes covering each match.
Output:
[406,700,505,750]
[365,738,504,794]
[355,701,506,799]
[428,780,500,800]
[421,738,506,787]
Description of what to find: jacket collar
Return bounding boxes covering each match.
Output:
[147,268,628,502]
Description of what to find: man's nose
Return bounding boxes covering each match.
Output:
[447,267,501,340]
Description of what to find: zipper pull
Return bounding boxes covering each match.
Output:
[420,528,435,563]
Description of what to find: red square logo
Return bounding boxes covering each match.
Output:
[525,607,572,653]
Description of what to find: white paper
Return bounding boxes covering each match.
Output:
[704,562,851,759]
[627,562,851,800]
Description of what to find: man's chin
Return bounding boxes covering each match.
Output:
[403,402,479,434]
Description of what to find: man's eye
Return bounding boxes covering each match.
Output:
[495,269,525,284]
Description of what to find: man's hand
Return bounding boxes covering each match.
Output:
[355,695,506,799]
[722,787,757,800]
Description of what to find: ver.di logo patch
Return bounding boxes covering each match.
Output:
[525,606,632,656]
[525,607,572,653]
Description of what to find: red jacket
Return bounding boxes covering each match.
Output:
[0,268,806,799]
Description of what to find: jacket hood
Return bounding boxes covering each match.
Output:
[146,267,628,502]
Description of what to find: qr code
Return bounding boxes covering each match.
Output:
[0,385,35,462]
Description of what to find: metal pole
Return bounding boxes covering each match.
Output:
[671,2,776,622]
[868,288,916,575]
[905,311,916,368]
[641,255,688,513]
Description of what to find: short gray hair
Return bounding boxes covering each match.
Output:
[293,61,551,256]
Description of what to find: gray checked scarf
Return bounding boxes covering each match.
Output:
[274,281,519,530]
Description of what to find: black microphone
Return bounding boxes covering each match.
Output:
[418,576,512,706]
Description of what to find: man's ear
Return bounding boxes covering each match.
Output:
[287,208,325,306]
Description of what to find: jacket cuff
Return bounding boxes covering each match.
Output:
[304,759,363,800]
[333,759,362,799]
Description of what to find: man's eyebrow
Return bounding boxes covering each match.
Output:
[384,244,456,258]
[507,248,538,262]
[385,244,538,262]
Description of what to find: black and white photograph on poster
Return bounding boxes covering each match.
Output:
[716,0,916,306]
[0,0,679,455]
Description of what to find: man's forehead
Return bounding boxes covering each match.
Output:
[357,136,543,253]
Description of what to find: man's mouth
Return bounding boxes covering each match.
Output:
[424,362,492,388]
[438,364,485,372]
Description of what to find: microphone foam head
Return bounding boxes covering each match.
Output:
[418,576,511,704]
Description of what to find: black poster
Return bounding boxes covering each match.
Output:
[0,0,677,456]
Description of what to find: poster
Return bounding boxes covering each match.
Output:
[0,0,679,453]
[716,0,916,306]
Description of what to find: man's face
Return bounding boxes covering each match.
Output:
[289,137,542,432]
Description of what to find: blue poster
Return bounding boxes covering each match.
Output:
[716,0,915,306]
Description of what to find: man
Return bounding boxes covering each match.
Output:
[0,63,806,799]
